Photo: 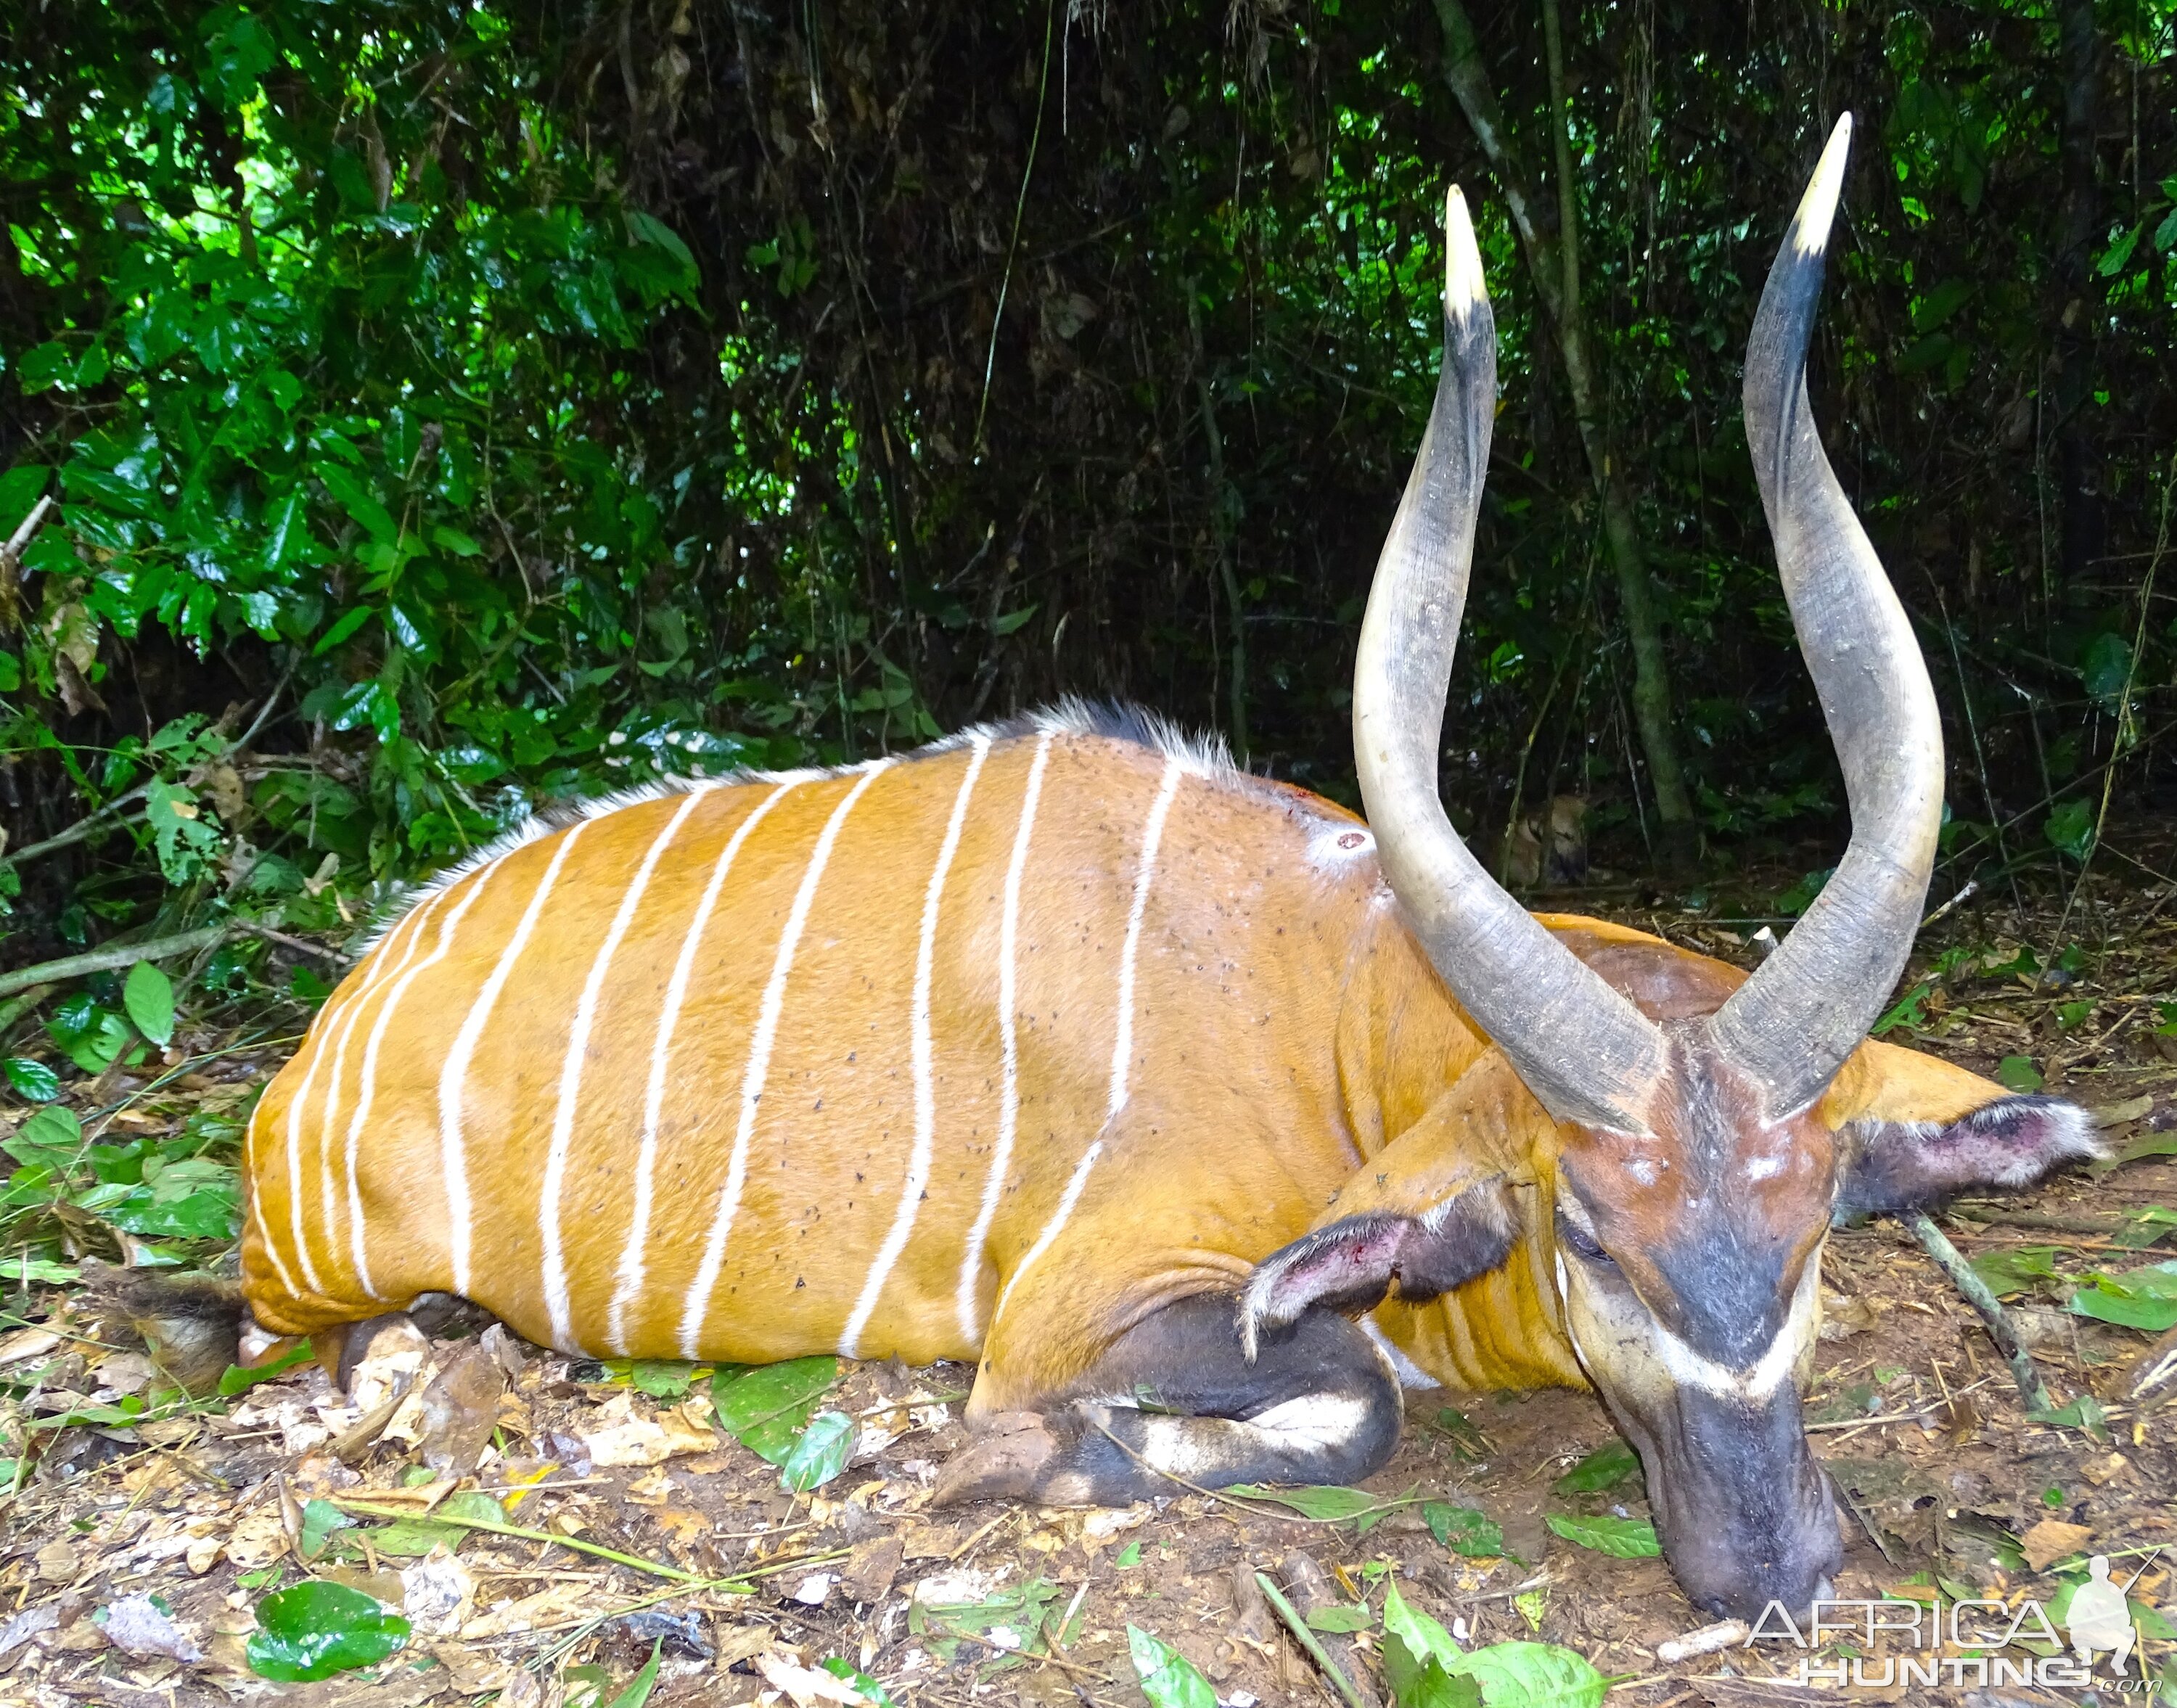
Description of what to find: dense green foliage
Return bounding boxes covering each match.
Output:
[1,0,2173,995]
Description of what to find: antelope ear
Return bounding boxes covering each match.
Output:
[1835,1095,2103,1219]
[1239,1181,1516,1360]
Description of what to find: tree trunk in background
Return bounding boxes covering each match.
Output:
[2054,0,2101,585]
[1430,0,1699,869]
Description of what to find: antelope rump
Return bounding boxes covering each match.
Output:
[228,118,2096,1621]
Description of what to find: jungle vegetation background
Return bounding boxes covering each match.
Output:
[1,0,2175,1005]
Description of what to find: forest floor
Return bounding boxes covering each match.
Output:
[2,865,2176,1708]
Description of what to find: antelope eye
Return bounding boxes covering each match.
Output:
[1555,1210,1612,1266]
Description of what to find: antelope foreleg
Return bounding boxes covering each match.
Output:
[934,1295,1401,1506]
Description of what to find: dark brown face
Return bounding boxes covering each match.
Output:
[1550,1038,1842,1622]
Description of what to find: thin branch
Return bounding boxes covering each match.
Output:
[973,0,1057,448]
[1903,1210,2055,1416]
[0,927,229,1003]
[1254,1572,1368,1708]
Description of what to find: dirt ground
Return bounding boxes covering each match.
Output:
[3,875,2175,1708]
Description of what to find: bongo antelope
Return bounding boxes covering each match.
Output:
[234,119,2094,1619]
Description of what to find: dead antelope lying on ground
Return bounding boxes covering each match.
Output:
[218,120,2092,1621]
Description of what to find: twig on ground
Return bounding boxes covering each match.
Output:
[1253,1570,1367,1708]
[1902,1210,2056,1415]
[332,1492,845,1586]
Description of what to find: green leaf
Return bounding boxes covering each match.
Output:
[601,1358,699,1398]
[1384,1584,1481,1708]
[710,1357,841,1466]
[299,1498,356,1563]
[779,1409,853,1492]
[2029,1394,2110,1440]
[1115,1540,1144,1568]
[2068,1262,2177,1332]
[991,604,1041,636]
[313,605,375,657]
[605,1639,664,1708]
[7,1104,83,1164]
[1224,1484,1390,1522]
[216,1339,316,1397]
[818,1657,900,1707]
[245,1582,410,1682]
[1384,1583,1460,1668]
[1424,1503,1506,1558]
[2096,221,2144,276]
[313,461,398,545]
[1543,1513,1660,1558]
[1995,1055,2045,1093]
[1969,1245,2059,1300]
[363,1491,510,1558]
[1552,1440,1641,1495]
[1306,1602,1374,1633]
[2043,800,2094,863]
[123,960,176,1047]
[1444,1641,1607,1708]
[4,1059,62,1101]
[1126,1625,1218,1708]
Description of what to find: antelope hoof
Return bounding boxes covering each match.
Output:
[930,1411,1061,1505]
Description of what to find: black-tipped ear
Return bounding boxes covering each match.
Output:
[1239,1181,1516,1360]
[1835,1095,2104,1220]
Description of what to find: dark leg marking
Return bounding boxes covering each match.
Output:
[935,1294,1401,1507]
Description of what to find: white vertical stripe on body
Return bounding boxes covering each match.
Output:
[345,859,504,1299]
[840,736,991,1358]
[1105,757,1181,1118]
[956,732,1055,1342]
[538,792,709,1354]
[993,755,1184,1323]
[439,821,594,1298]
[607,781,802,1356]
[313,892,440,1288]
[248,1172,300,1303]
[678,761,896,1358]
[280,892,439,1296]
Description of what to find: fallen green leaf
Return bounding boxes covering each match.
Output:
[1968,1245,2059,1300]
[364,1491,510,1558]
[245,1581,410,1682]
[1543,1512,1660,1558]
[780,1408,853,1492]
[819,1657,900,1707]
[1225,1483,1398,1523]
[711,1357,841,1466]
[1305,1603,1373,1633]
[1384,1583,1481,1708]
[605,1639,663,1708]
[1995,1055,2044,1093]
[216,1339,315,1396]
[2068,1262,2177,1332]
[1424,1503,1506,1559]
[1127,1624,1217,1708]
[1445,1640,1607,1707]
[1552,1440,1641,1495]
[298,1498,353,1563]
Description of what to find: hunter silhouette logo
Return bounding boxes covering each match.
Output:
[2065,1556,2138,1676]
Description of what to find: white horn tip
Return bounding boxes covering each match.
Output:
[1445,186,1487,322]
[1791,114,1853,258]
